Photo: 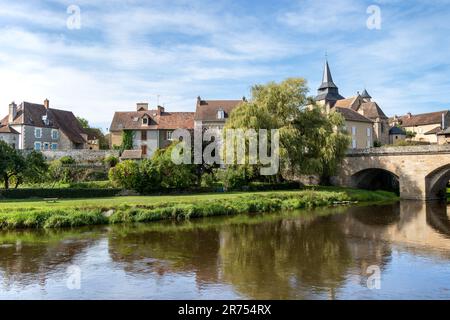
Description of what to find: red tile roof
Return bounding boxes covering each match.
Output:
[334,107,373,123]
[398,110,449,127]
[110,109,194,132]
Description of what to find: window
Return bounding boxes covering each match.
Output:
[35,128,42,138]
[51,129,59,140]
[51,143,58,150]
[352,127,357,136]
[142,117,148,125]
[367,127,372,137]
[217,109,225,119]
[43,143,50,150]
[141,131,147,141]
[352,139,357,149]
[34,142,41,150]
[141,145,147,155]
[166,131,173,140]
[367,139,371,148]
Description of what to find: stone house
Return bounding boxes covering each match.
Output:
[314,61,389,149]
[0,124,19,148]
[390,110,450,144]
[109,103,194,159]
[0,99,88,150]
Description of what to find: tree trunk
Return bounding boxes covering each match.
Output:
[3,174,9,190]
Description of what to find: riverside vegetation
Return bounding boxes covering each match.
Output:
[0,188,397,230]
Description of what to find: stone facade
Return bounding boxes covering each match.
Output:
[36,150,120,162]
[332,145,450,200]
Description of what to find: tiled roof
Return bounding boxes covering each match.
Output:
[0,102,86,144]
[424,126,442,135]
[334,97,357,108]
[398,110,449,127]
[0,125,19,134]
[194,99,243,121]
[334,107,373,123]
[110,109,194,132]
[359,102,388,120]
[121,149,143,159]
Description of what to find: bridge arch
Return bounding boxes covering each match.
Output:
[426,164,450,200]
[351,168,400,194]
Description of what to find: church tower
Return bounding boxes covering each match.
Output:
[315,60,344,108]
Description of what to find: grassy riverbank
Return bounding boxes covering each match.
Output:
[0,188,397,229]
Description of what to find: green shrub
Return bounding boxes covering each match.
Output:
[104,155,119,168]
[59,156,76,165]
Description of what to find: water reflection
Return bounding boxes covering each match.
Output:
[0,202,449,299]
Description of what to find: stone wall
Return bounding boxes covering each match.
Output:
[34,150,119,163]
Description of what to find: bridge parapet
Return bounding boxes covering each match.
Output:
[346,145,450,157]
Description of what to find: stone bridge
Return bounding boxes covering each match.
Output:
[332,145,450,200]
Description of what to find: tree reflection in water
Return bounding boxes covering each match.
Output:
[0,202,449,299]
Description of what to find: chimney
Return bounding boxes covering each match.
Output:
[44,99,49,109]
[442,113,446,129]
[197,96,202,104]
[136,102,148,111]
[407,112,412,118]
[242,96,247,102]
[8,102,17,123]
[157,105,165,115]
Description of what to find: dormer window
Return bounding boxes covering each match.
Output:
[217,109,225,119]
[142,117,149,126]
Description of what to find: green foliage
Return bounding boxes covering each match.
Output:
[121,130,134,151]
[218,166,256,190]
[151,143,197,189]
[59,156,75,165]
[104,155,119,168]
[373,140,382,148]
[108,160,141,190]
[405,130,416,139]
[0,142,47,189]
[224,78,350,184]
[77,117,89,128]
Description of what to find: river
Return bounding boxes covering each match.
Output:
[0,201,449,300]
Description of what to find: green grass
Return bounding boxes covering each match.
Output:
[0,188,398,230]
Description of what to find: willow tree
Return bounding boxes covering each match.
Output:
[224,78,349,183]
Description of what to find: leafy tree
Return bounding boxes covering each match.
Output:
[15,151,48,187]
[77,117,89,128]
[0,141,27,189]
[224,78,349,184]
[78,117,110,150]
[152,142,197,189]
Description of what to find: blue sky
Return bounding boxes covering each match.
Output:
[0,0,450,130]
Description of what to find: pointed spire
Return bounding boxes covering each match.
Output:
[361,89,372,99]
[320,60,337,88]
[315,59,344,102]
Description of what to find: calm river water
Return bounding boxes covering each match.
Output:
[0,201,449,300]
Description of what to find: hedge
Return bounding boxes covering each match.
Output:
[0,188,121,199]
